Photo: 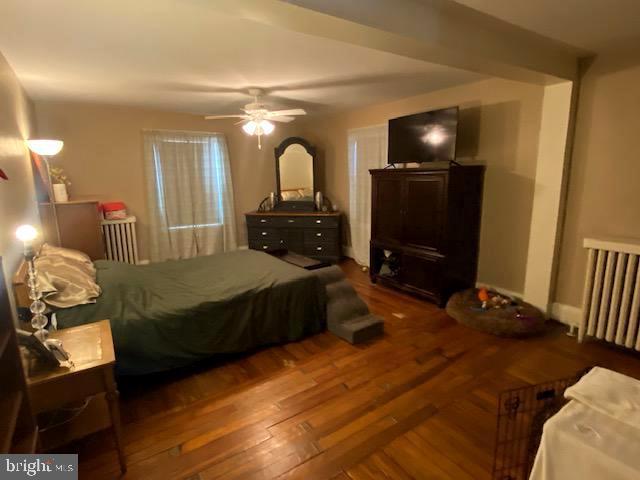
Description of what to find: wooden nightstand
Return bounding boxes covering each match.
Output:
[26,320,126,473]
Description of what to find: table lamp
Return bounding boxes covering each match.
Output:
[16,224,48,341]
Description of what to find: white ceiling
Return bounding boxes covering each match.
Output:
[0,0,484,115]
[452,0,640,54]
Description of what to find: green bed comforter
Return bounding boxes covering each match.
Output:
[56,250,326,375]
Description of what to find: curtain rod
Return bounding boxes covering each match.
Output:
[142,128,224,135]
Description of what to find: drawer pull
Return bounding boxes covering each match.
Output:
[260,219,267,223]
[316,232,322,237]
[316,246,323,251]
[261,231,268,236]
[262,245,269,250]
[315,220,322,224]
[288,219,295,223]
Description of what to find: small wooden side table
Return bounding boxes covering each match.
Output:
[26,320,126,473]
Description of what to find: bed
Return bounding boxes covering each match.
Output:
[18,249,326,375]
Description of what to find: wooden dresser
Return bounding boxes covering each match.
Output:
[39,199,105,260]
[246,211,342,263]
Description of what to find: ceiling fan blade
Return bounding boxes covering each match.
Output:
[269,116,296,123]
[204,114,248,120]
[266,109,306,117]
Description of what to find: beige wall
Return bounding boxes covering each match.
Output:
[0,52,39,301]
[296,78,545,294]
[555,52,640,307]
[33,101,299,259]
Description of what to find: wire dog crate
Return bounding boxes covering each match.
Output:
[492,368,591,480]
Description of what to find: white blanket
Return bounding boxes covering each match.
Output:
[564,366,640,430]
[529,367,640,480]
[529,401,640,480]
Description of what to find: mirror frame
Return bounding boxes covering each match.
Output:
[274,137,316,211]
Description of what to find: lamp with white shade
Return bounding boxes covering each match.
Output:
[26,138,64,245]
[26,139,64,157]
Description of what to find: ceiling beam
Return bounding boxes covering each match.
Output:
[211,0,578,84]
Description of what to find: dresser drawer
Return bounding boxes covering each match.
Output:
[272,216,305,227]
[304,228,338,242]
[248,227,279,240]
[248,240,282,252]
[299,216,339,228]
[304,243,339,257]
[246,215,276,227]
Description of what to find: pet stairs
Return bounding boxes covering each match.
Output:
[311,266,384,344]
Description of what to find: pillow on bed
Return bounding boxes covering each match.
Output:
[34,254,101,309]
[40,243,94,269]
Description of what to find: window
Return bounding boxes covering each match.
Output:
[144,130,237,261]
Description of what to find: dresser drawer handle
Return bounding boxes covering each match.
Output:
[261,231,268,236]
[316,232,322,237]
[316,246,323,251]
[260,219,267,223]
[315,220,322,224]
[288,219,295,223]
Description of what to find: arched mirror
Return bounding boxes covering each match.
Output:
[275,137,316,211]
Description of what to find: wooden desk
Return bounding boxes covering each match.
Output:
[27,320,126,473]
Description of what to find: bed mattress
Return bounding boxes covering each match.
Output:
[56,250,326,375]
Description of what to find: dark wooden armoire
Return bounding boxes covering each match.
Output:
[369,165,484,306]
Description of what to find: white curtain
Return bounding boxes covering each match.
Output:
[348,125,388,266]
[144,130,237,262]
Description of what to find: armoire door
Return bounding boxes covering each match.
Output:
[372,176,404,245]
[403,174,446,252]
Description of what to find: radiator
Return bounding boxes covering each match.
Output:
[101,216,140,264]
[578,237,640,349]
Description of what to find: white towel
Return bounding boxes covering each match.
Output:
[564,366,640,430]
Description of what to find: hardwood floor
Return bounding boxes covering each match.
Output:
[70,260,640,479]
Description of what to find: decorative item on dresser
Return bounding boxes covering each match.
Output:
[246,211,341,263]
[369,165,484,306]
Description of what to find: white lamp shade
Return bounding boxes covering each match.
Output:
[26,139,64,156]
[260,120,275,135]
[16,224,38,242]
[242,121,257,135]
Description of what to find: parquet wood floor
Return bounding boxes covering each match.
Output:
[70,260,640,479]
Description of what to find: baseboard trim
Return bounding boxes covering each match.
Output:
[550,302,582,327]
[238,245,249,250]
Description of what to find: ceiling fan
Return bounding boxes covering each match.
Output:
[204,88,306,149]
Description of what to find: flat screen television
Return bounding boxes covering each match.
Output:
[388,106,458,164]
